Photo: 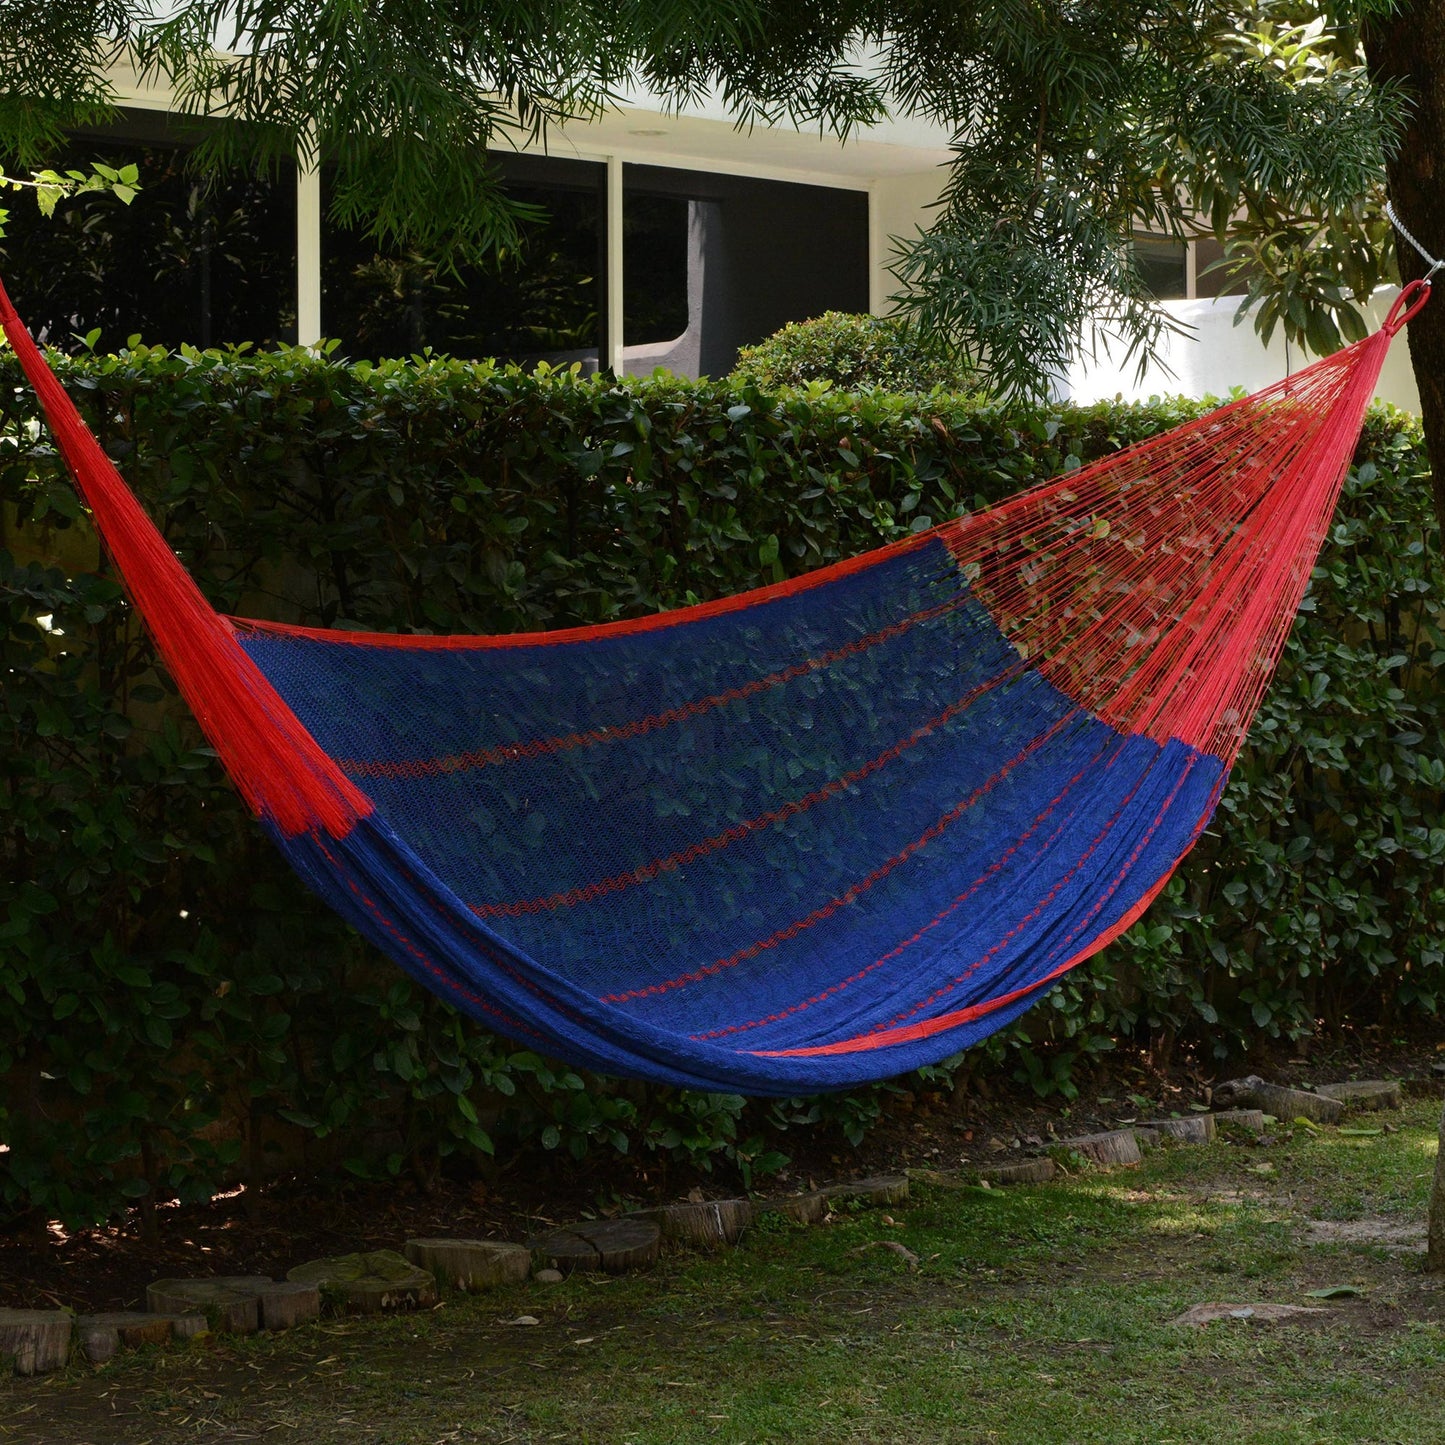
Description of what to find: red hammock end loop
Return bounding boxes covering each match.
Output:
[1384,279,1431,335]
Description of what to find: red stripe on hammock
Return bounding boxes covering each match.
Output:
[605,709,1089,1008]
[229,529,939,652]
[755,755,1216,1057]
[336,589,973,780]
[474,660,1039,919]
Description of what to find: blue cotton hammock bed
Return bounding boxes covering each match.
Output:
[0,276,1429,1094]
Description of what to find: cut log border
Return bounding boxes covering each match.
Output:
[528,1219,662,1276]
[0,1309,73,1377]
[12,1077,1387,1374]
[631,1200,753,1251]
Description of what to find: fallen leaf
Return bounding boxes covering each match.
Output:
[505,1316,541,1327]
[1305,1286,1365,1299]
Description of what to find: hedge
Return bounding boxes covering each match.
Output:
[730,312,975,393]
[1,344,1441,1227]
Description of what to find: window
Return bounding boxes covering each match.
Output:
[1132,236,1189,300]
[0,109,297,351]
[320,156,604,365]
[620,164,868,376]
[623,192,689,346]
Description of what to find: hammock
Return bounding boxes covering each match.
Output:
[0,277,1427,1094]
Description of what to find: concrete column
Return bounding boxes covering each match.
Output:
[605,155,625,371]
[868,183,884,315]
[868,171,947,317]
[296,157,322,346]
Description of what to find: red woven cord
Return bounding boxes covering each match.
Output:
[0,278,372,838]
[943,325,1398,764]
[229,528,938,651]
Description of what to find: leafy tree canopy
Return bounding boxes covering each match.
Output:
[0,0,1404,398]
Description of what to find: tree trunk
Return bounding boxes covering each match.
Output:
[1429,1105,1445,1272]
[1363,4,1445,1268]
[1365,0,1445,534]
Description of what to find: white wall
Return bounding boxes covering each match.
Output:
[869,170,948,313]
[1064,290,1422,412]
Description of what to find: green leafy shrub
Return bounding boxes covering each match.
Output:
[731,311,975,393]
[0,343,1439,1225]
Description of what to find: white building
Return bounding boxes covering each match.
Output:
[7,57,1419,410]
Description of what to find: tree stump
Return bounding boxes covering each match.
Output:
[1211,1075,1266,1109]
[256,1281,321,1331]
[820,1176,909,1208]
[633,1199,752,1250]
[1055,1130,1141,1168]
[1131,1127,1162,1151]
[758,1191,829,1225]
[146,1277,272,1333]
[529,1219,661,1275]
[1314,1080,1403,1112]
[76,1319,119,1366]
[76,1311,175,1364]
[1251,1083,1344,1126]
[1212,1078,1344,1125]
[1142,1116,1217,1144]
[403,1238,532,1290]
[1212,1109,1268,1135]
[286,1251,437,1314]
[0,1308,72,1376]
[968,1158,1057,1185]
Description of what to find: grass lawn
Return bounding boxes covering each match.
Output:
[5,1099,1445,1444]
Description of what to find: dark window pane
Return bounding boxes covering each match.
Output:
[320,166,603,364]
[624,193,689,345]
[1193,237,1251,299]
[1133,236,1189,300]
[0,115,297,351]
[620,164,868,377]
